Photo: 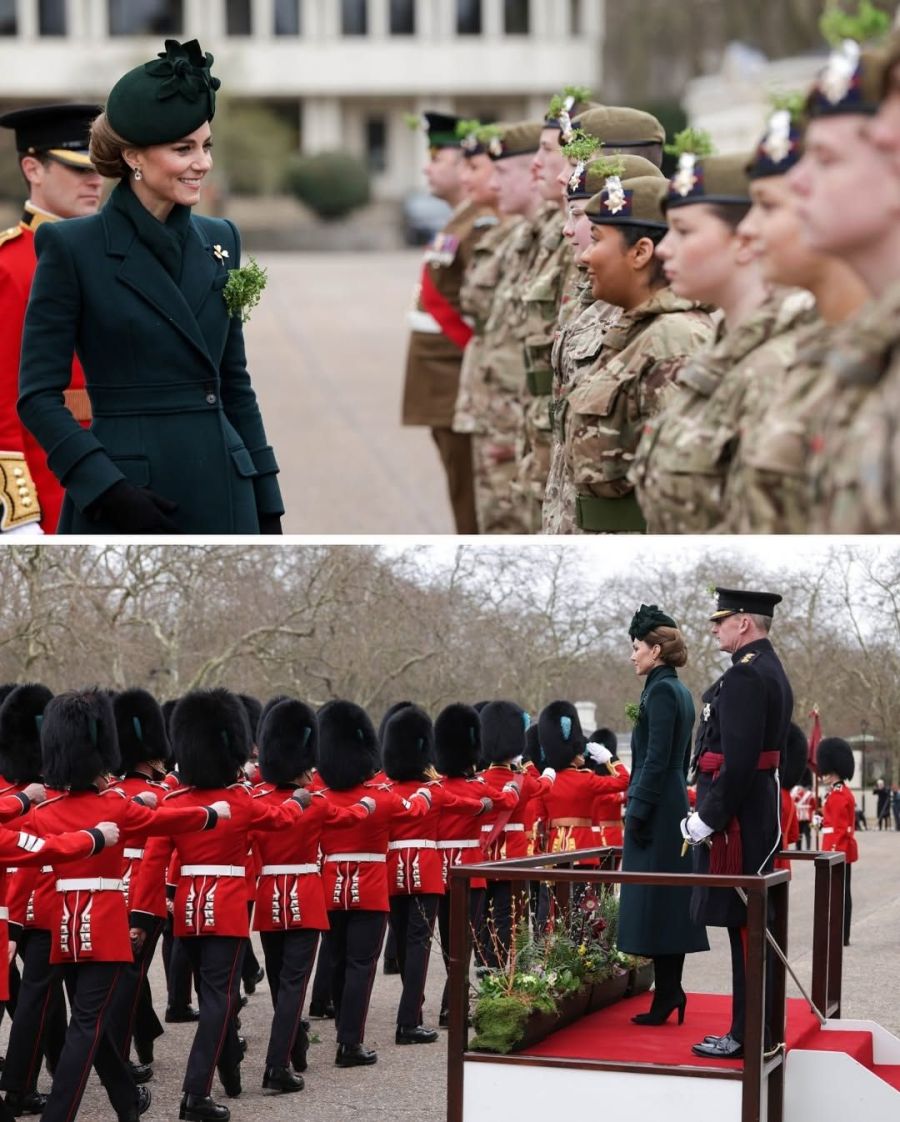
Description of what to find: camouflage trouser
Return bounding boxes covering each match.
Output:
[540,441,580,535]
[473,435,537,534]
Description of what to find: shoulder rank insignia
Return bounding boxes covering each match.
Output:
[0,225,24,248]
[740,652,758,664]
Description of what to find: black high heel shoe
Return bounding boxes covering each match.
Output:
[631,992,687,1026]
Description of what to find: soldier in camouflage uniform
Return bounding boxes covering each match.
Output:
[558,174,714,533]
[631,144,814,533]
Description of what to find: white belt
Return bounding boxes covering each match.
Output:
[821,828,834,835]
[124,848,144,860]
[436,839,481,850]
[0,907,8,920]
[260,864,318,876]
[325,853,385,863]
[180,865,246,877]
[481,822,524,832]
[56,878,124,892]
[388,840,437,851]
[41,865,52,873]
[407,309,474,335]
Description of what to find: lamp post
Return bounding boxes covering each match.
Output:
[860,719,869,818]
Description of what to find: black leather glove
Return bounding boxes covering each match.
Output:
[258,513,283,535]
[90,480,179,533]
[626,815,654,849]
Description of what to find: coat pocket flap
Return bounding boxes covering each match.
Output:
[230,446,259,478]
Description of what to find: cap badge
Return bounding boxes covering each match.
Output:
[761,109,793,163]
[673,152,699,197]
[820,39,860,105]
[603,175,627,214]
[702,703,711,722]
[489,135,504,158]
[569,160,585,191]
[559,110,574,144]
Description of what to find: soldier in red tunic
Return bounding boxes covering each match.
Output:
[816,737,858,947]
[0,104,102,535]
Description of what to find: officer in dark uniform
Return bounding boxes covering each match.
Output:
[682,588,793,1059]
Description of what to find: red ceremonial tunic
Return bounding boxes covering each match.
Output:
[251,787,370,932]
[436,774,518,890]
[821,782,858,864]
[318,782,431,912]
[542,764,630,865]
[479,764,554,861]
[0,209,90,532]
[132,783,305,939]
[114,773,171,909]
[591,786,627,848]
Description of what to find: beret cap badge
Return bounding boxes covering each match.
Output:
[673,152,699,198]
[603,175,627,214]
[761,109,794,164]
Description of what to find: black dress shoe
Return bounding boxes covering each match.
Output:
[691,1032,744,1059]
[308,999,335,1019]
[128,1060,153,1084]
[239,995,249,1009]
[166,1005,200,1023]
[178,1093,230,1121]
[395,1024,439,1045]
[218,1063,242,1098]
[117,1085,151,1121]
[5,1090,48,1115]
[262,1066,304,1092]
[335,1043,378,1067]
[244,966,265,995]
[382,956,400,975]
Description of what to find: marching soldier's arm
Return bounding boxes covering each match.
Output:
[697,664,766,832]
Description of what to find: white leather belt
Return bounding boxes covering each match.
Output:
[41,865,52,873]
[821,828,834,835]
[56,878,124,892]
[0,907,8,920]
[124,848,144,860]
[481,822,524,832]
[260,864,318,875]
[325,853,385,863]
[180,865,246,877]
[436,839,481,850]
[388,840,437,850]
[407,309,475,335]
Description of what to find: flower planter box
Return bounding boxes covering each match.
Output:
[587,970,629,1013]
[513,987,591,1051]
[625,961,655,998]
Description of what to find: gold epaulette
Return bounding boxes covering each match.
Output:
[739,652,758,664]
[0,453,41,531]
[0,225,23,249]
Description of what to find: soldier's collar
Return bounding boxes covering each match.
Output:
[22,200,62,232]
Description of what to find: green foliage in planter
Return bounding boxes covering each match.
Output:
[283,151,371,220]
[471,991,555,1054]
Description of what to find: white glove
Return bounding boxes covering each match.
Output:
[360,796,376,814]
[502,781,521,802]
[541,767,557,782]
[95,821,120,846]
[585,743,613,765]
[2,523,44,537]
[134,791,157,808]
[683,812,714,843]
[480,796,493,813]
[510,755,523,768]
[291,788,312,809]
[22,782,46,805]
[812,813,823,830]
[210,800,231,820]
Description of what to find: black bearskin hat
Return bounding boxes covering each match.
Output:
[258,699,317,785]
[783,722,809,790]
[317,700,379,791]
[238,694,263,744]
[41,689,120,790]
[382,705,434,782]
[171,689,251,789]
[434,703,480,778]
[0,683,53,784]
[480,700,529,765]
[523,723,545,772]
[589,727,618,757]
[817,737,855,783]
[259,694,291,733]
[378,701,413,747]
[472,700,491,713]
[113,688,170,773]
[161,699,178,734]
[539,700,586,771]
[0,684,18,708]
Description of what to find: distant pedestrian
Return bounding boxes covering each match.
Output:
[874,779,891,829]
[892,784,900,831]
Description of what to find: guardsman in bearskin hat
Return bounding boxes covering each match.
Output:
[234,693,266,998]
[382,705,490,1045]
[129,688,309,1122]
[816,736,858,946]
[315,700,435,1068]
[584,727,628,850]
[251,698,372,1093]
[684,589,793,1060]
[13,688,228,1122]
[0,103,102,537]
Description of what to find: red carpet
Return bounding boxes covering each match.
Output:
[521,993,820,1071]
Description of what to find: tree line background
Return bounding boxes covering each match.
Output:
[0,544,896,782]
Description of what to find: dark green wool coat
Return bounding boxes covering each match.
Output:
[618,664,709,957]
[17,202,282,533]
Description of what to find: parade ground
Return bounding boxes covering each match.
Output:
[30,829,898,1122]
[245,250,456,536]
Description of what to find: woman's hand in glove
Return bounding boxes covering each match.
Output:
[90,480,179,533]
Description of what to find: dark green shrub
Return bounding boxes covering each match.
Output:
[284,151,370,220]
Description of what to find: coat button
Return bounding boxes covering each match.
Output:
[206,393,217,405]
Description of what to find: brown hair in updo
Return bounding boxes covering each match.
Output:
[89,112,133,180]
[642,625,688,668]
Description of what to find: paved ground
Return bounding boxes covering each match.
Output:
[10,830,898,1121]
[247,251,455,534]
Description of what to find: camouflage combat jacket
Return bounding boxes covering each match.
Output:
[631,289,815,534]
[560,287,714,534]
[809,280,900,533]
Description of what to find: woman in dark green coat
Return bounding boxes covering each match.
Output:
[618,604,708,1025]
[17,39,283,534]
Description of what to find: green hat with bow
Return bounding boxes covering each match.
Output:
[628,604,678,640]
[106,38,221,146]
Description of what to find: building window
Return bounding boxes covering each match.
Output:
[366,116,387,173]
[274,0,301,35]
[504,0,529,35]
[389,0,414,35]
[39,0,67,35]
[341,0,367,36]
[569,0,581,35]
[225,0,252,35]
[108,1,183,36]
[456,0,481,35]
[0,0,16,36]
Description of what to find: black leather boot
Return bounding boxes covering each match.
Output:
[178,1093,230,1121]
[335,1043,377,1067]
[262,1066,304,1092]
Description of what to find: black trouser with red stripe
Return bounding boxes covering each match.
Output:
[162,917,195,1011]
[437,886,485,1016]
[108,916,165,1062]
[389,894,439,1028]
[325,910,386,1046]
[0,929,68,1098]
[259,929,319,1068]
[41,961,137,1122]
[180,936,246,1096]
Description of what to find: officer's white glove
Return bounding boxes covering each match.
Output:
[585,743,613,765]
[134,791,157,808]
[360,796,376,814]
[210,800,231,820]
[2,523,44,538]
[22,782,46,806]
[812,813,823,830]
[501,781,521,802]
[541,767,557,782]
[681,812,714,843]
[510,755,523,768]
[291,788,312,809]
[96,821,120,846]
